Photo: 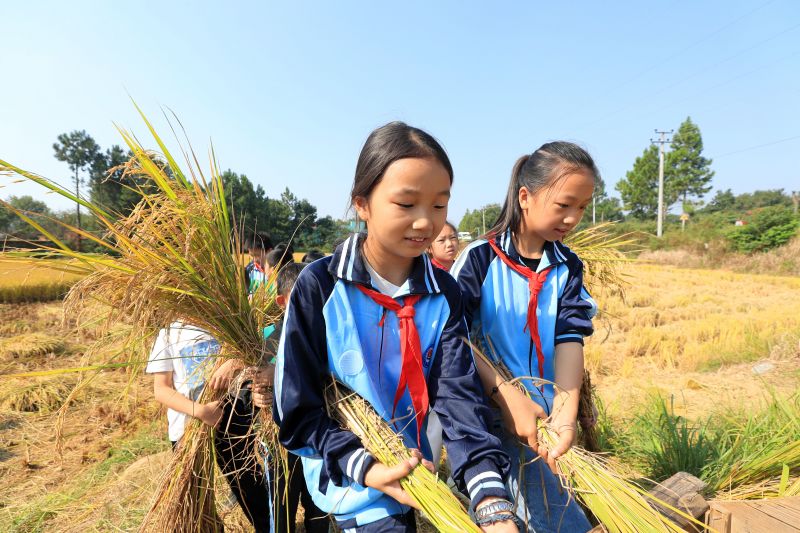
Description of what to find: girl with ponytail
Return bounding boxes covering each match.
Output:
[452,142,599,532]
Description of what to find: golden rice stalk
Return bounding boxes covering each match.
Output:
[717,471,800,500]
[564,222,637,297]
[471,344,709,533]
[712,439,800,493]
[325,381,481,533]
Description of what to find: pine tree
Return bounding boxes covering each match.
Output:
[53,130,101,250]
[616,145,661,219]
[667,117,714,209]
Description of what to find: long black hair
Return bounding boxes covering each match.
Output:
[350,121,453,206]
[485,141,599,238]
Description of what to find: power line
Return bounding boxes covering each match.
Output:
[605,0,776,95]
[641,47,800,119]
[573,18,800,131]
[713,134,800,159]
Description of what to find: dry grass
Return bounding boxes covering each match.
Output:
[587,263,800,375]
[638,236,800,277]
[586,263,800,425]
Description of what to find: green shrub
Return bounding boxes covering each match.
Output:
[728,206,800,254]
[632,396,719,481]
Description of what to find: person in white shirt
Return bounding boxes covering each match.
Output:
[146,321,271,533]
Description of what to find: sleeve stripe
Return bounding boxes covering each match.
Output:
[468,481,506,500]
[345,448,365,479]
[352,450,372,483]
[555,333,583,339]
[466,471,502,493]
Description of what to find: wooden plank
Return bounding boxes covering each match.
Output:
[706,506,731,533]
[707,498,800,533]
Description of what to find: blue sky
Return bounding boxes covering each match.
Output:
[2,1,798,223]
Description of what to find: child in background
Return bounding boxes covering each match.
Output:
[253,262,330,533]
[301,249,325,264]
[245,232,274,294]
[452,142,598,532]
[266,243,295,276]
[146,323,271,532]
[274,122,516,532]
[427,220,459,271]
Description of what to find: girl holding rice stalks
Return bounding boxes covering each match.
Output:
[452,142,599,532]
[273,122,517,532]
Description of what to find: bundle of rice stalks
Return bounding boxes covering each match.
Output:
[141,408,225,532]
[578,369,600,452]
[471,344,707,533]
[717,465,800,500]
[0,376,76,412]
[1,107,283,532]
[0,332,66,359]
[705,390,800,494]
[325,381,481,533]
[563,222,636,297]
[710,440,800,495]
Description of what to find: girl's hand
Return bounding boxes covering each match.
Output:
[541,414,577,474]
[252,365,275,388]
[197,400,224,428]
[498,385,548,452]
[251,365,275,408]
[208,359,245,391]
[362,449,433,510]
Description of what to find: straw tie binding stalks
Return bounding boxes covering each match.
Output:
[325,380,481,533]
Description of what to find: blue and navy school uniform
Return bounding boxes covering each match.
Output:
[451,230,597,413]
[274,233,510,529]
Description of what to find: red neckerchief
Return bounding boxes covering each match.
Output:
[253,261,265,274]
[356,284,428,447]
[487,238,552,383]
[430,257,449,271]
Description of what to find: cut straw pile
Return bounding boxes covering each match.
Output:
[326,381,481,533]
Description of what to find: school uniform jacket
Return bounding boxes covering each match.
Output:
[274,233,510,528]
[452,230,597,414]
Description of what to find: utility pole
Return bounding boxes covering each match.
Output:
[481,207,486,234]
[592,196,596,225]
[651,129,673,237]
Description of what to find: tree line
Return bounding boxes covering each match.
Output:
[1,131,351,252]
[458,117,798,253]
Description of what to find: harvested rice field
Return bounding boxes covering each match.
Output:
[0,262,798,531]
